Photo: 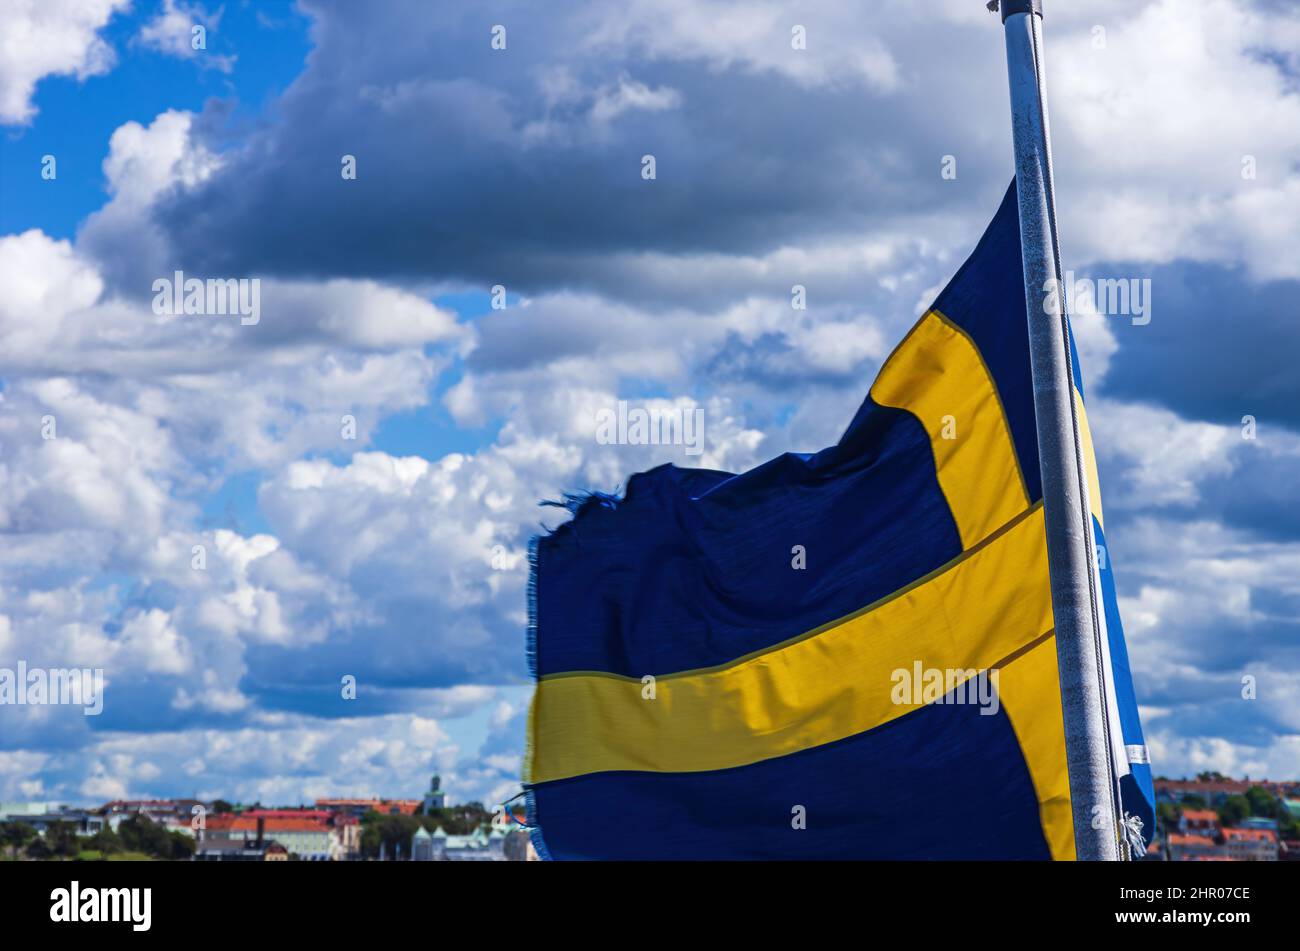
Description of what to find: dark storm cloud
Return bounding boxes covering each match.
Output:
[1099,261,1300,430]
[153,0,1013,295]
[1202,453,1300,542]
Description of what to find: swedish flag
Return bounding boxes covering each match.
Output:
[524,183,1155,860]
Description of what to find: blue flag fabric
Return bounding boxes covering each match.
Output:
[524,182,1155,860]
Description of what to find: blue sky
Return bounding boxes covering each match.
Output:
[0,0,1297,807]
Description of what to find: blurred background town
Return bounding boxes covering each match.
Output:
[1148,773,1300,861]
[2,771,1297,862]
[0,774,538,861]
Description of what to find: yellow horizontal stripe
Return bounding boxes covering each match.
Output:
[871,309,1030,550]
[527,502,1053,784]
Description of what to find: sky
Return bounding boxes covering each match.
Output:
[0,0,1297,809]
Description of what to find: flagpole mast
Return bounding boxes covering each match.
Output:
[995,0,1121,860]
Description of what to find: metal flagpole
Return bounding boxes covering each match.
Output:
[995,0,1122,860]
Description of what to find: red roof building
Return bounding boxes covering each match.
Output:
[1166,833,1223,861]
[240,808,334,822]
[1222,827,1279,861]
[1178,809,1220,836]
[203,814,341,860]
[315,798,421,817]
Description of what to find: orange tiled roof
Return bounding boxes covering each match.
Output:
[1223,828,1277,843]
[208,815,331,833]
[1181,809,1218,822]
[1167,834,1217,847]
[241,809,333,820]
[315,798,421,814]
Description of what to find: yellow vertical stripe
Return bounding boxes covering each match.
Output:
[997,634,1076,860]
[871,310,1029,549]
[873,309,1075,859]
[1075,389,1104,529]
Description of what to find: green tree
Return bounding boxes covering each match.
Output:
[0,821,37,859]
[359,812,422,859]
[168,830,196,860]
[118,814,172,858]
[431,802,492,835]
[1219,795,1250,827]
[87,825,124,855]
[1279,810,1300,840]
[212,800,234,814]
[1156,802,1180,836]
[44,821,81,859]
[1245,786,1277,818]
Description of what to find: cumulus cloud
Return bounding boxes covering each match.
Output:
[1050,0,1300,281]
[135,0,234,72]
[0,702,532,806]
[143,0,1300,303]
[0,0,127,125]
[583,0,901,91]
[1147,733,1300,782]
[77,108,222,294]
[2,713,463,804]
[3,0,1297,801]
[151,0,1018,288]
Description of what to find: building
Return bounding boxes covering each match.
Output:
[203,814,342,860]
[315,798,422,818]
[421,775,446,815]
[433,825,511,861]
[0,801,51,821]
[1178,809,1220,837]
[0,804,104,837]
[334,815,361,859]
[241,808,333,822]
[194,838,285,861]
[1222,827,1278,861]
[1155,779,1296,807]
[193,830,291,861]
[406,824,526,861]
[411,825,436,861]
[1166,834,1222,861]
[102,799,206,836]
[503,827,539,861]
[231,808,360,859]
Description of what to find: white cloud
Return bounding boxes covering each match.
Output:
[1050,0,1300,280]
[77,109,222,291]
[0,0,127,124]
[1090,399,1239,509]
[136,0,234,72]
[4,1,1298,806]
[0,711,517,806]
[1147,732,1300,782]
[584,0,900,91]
[100,109,222,206]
